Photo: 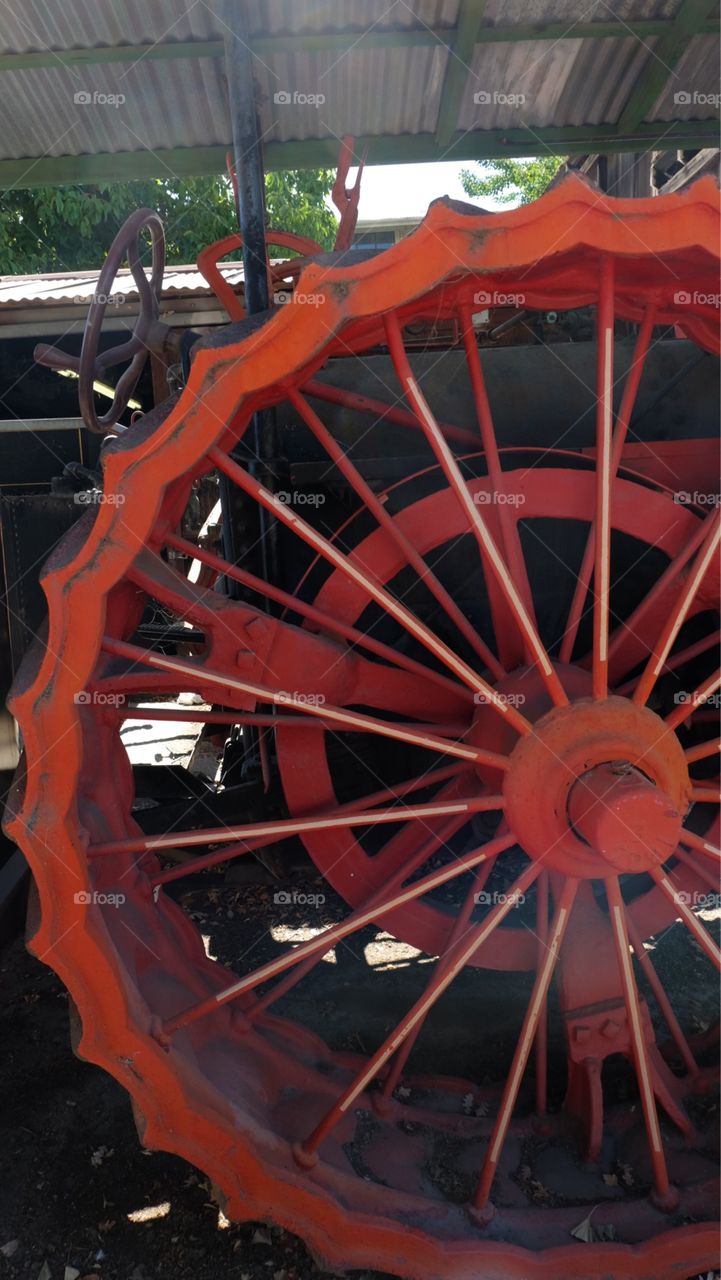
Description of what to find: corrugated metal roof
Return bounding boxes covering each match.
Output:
[0,262,247,306]
[0,0,716,179]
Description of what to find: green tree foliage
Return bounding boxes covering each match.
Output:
[0,170,338,274]
[460,157,564,206]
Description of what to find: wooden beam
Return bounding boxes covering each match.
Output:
[0,19,717,75]
[435,2,488,148]
[616,0,715,132]
[0,120,717,190]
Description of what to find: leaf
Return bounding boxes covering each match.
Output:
[570,1208,597,1242]
[1,1241,19,1258]
[65,1269,81,1280]
[603,1173,618,1186]
[252,1227,272,1245]
[37,1264,52,1280]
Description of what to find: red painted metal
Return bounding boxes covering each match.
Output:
[6,177,721,1280]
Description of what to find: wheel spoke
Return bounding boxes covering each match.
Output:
[615,629,721,695]
[632,511,720,706]
[245,802,475,1027]
[165,532,473,703]
[289,388,504,679]
[384,314,566,706]
[625,914,698,1077]
[559,302,656,664]
[151,764,471,887]
[606,515,710,683]
[675,845,721,891]
[295,862,541,1164]
[679,826,721,863]
[534,870,550,1117]
[460,304,535,625]
[101,636,507,767]
[690,785,721,803]
[302,377,479,450]
[472,876,577,1213]
[378,851,502,1104]
[666,668,721,730]
[684,737,720,764]
[208,447,531,732]
[605,876,675,1208]
[592,257,615,701]
[163,829,519,1036]
[650,868,721,969]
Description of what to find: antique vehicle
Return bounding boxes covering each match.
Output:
[0,5,719,1279]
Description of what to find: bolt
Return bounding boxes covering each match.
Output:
[574,1025,592,1044]
[601,1018,622,1039]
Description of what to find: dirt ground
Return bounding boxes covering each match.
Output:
[0,932,393,1280]
[1,880,718,1280]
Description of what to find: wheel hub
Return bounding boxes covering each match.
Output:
[502,696,690,877]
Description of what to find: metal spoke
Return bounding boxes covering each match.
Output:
[295,863,541,1165]
[151,764,471,887]
[592,257,615,700]
[679,827,721,864]
[625,914,698,1077]
[534,870,549,1117]
[208,447,531,732]
[289,387,503,678]
[472,876,577,1214]
[165,532,473,703]
[384,314,567,706]
[684,738,720,765]
[650,868,721,969]
[605,876,676,1209]
[560,301,655,664]
[163,830,519,1037]
[101,636,508,768]
[633,511,720,706]
[666,668,721,731]
[302,377,479,450]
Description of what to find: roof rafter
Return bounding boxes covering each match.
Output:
[0,120,717,190]
[435,1,489,148]
[0,17,717,75]
[617,0,715,132]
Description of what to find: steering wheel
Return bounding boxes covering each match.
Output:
[35,208,165,434]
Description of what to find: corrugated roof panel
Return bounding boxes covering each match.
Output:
[0,262,248,304]
[650,35,721,121]
[483,0,681,24]
[243,1,461,37]
[458,35,651,131]
[260,46,449,141]
[0,1,221,55]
